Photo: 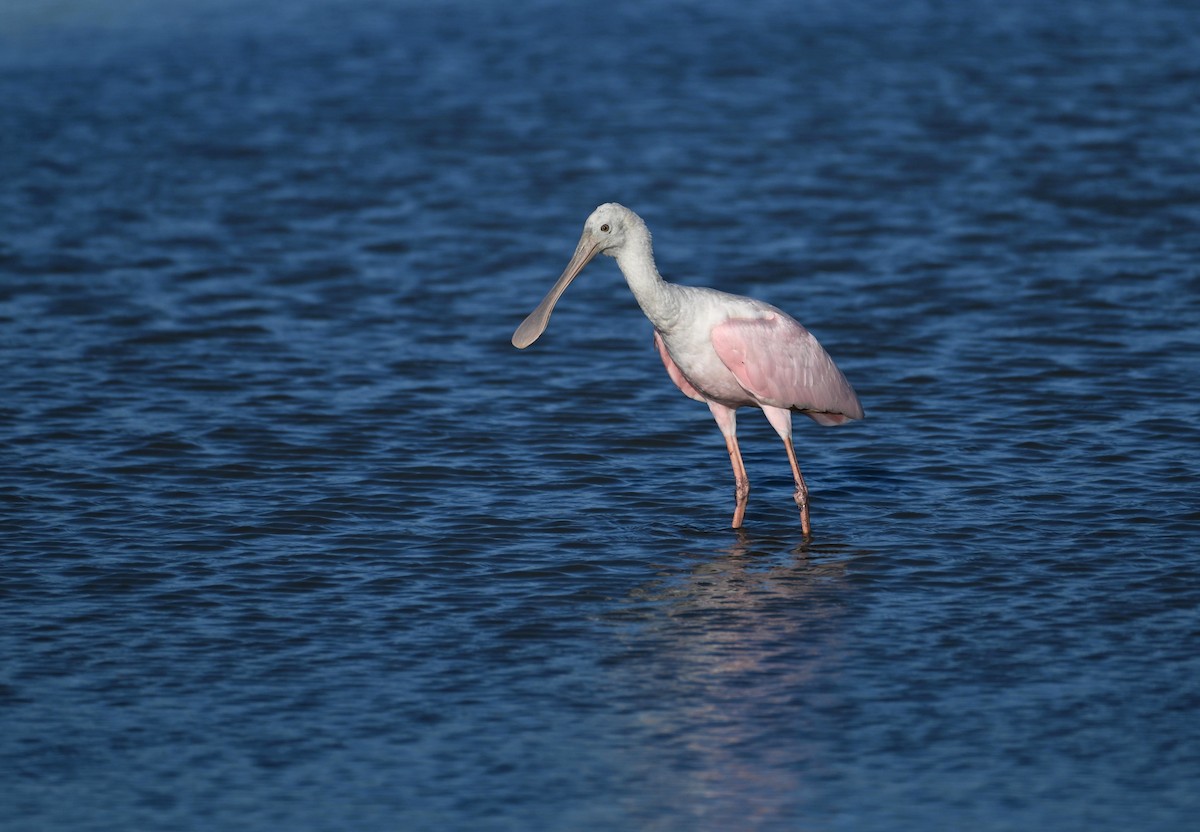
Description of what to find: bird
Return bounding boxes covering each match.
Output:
[512,203,863,534]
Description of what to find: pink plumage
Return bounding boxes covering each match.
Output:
[710,313,863,425]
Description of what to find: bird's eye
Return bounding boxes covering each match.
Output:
[600,223,610,232]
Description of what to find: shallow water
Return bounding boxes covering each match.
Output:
[3,0,1199,829]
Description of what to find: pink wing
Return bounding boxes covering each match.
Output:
[711,313,864,425]
[653,331,707,403]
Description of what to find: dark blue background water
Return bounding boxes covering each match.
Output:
[3,0,1199,829]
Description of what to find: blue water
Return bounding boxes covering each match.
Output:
[3,0,1199,829]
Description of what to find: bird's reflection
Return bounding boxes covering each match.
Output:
[609,530,863,826]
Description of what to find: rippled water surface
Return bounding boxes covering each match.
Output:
[3,0,1199,829]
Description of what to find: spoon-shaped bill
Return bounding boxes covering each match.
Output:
[512,233,600,349]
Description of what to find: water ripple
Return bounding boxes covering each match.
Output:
[2,0,1199,830]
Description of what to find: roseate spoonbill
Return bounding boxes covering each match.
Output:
[512,203,863,533]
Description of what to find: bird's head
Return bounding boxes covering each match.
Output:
[584,202,643,258]
[511,203,646,349]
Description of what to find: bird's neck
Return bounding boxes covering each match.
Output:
[614,232,680,332]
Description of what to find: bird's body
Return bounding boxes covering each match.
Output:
[651,285,769,406]
[512,203,862,533]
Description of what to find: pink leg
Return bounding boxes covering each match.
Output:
[708,402,749,529]
[782,436,811,535]
[762,406,811,535]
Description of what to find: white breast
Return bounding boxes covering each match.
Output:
[657,286,774,408]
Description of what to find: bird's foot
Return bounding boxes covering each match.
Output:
[731,501,747,529]
[730,480,749,529]
[794,489,811,536]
